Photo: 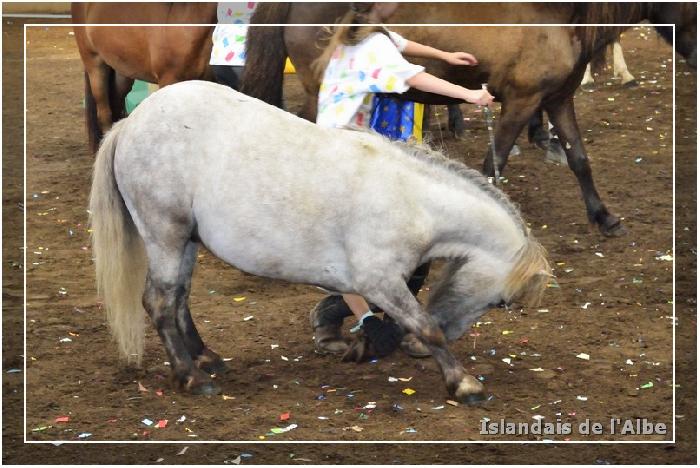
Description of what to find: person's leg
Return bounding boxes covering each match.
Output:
[211,65,241,91]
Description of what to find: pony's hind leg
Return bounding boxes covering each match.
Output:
[175,241,228,375]
[142,242,221,395]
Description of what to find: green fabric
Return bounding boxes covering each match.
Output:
[125,80,150,114]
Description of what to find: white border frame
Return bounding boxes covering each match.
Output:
[21,21,677,444]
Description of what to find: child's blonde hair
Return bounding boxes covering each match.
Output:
[312,5,390,80]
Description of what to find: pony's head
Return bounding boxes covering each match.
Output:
[649,3,697,68]
[426,234,551,341]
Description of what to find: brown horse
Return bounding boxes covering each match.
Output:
[241,2,697,237]
[71,2,217,152]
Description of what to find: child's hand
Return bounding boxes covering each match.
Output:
[443,51,478,66]
[464,88,494,107]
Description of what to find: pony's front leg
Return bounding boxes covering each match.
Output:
[365,282,485,404]
[545,96,624,237]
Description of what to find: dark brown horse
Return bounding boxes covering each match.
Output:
[241,2,697,236]
[71,2,217,152]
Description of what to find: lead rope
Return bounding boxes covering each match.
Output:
[482,83,500,186]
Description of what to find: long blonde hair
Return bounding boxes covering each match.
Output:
[312,6,389,80]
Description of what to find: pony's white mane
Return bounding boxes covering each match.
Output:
[358,130,529,237]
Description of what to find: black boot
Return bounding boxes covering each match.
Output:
[309,295,352,355]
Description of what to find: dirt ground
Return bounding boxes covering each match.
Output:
[3,19,697,464]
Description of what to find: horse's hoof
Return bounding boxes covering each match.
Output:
[599,219,627,237]
[400,333,431,358]
[196,348,229,375]
[460,392,487,406]
[452,375,485,404]
[580,82,595,91]
[544,141,567,165]
[622,79,639,89]
[314,336,350,355]
[190,380,222,396]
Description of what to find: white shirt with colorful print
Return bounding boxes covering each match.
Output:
[209,2,257,66]
[316,31,425,129]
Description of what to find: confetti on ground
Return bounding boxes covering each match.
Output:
[640,381,654,389]
[577,395,588,401]
[655,254,673,261]
[270,423,297,434]
[532,415,545,421]
[243,315,254,321]
[345,425,363,432]
[142,418,154,426]
[529,368,544,372]
[233,296,246,302]
[431,405,445,410]
[270,344,279,349]
[446,400,459,407]
[138,381,149,392]
[156,419,168,428]
[32,426,51,432]
[501,330,513,335]
[388,376,398,382]
[177,415,186,423]
[626,359,634,365]
[595,252,605,258]
[501,358,512,365]
[55,416,70,423]
[576,353,590,360]
[398,377,412,382]
[59,337,72,343]
[281,355,289,361]
[403,427,417,433]
[402,388,416,396]
[581,302,591,309]
[77,432,92,439]
[6,368,21,373]
[279,412,291,421]
[222,394,236,400]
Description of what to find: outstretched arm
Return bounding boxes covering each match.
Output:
[407,72,493,106]
[402,40,478,66]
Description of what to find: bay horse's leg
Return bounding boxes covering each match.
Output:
[545,96,624,236]
[527,108,551,151]
[447,104,466,138]
[142,242,220,395]
[482,95,542,177]
[83,61,113,152]
[174,241,227,375]
[362,281,484,404]
[109,72,134,121]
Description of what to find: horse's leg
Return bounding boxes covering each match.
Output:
[83,60,114,152]
[174,241,228,375]
[109,72,134,121]
[612,41,637,87]
[363,281,484,403]
[527,108,551,151]
[580,63,595,88]
[142,242,220,395]
[447,104,466,138]
[545,96,624,236]
[482,95,542,177]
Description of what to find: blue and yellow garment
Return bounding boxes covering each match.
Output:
[369,95,424,143]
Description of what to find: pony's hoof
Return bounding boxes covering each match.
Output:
[544,141,567,165]
[452,375,486,405]
[460,392,487,406]
[314,336,349,355]
[622,79,639,89]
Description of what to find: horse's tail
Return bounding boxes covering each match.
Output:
[240,2,291,106]
[89,119,147,365]
[84,71,103,154]
[504,232,551,308]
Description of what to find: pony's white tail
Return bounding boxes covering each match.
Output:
[504,232,551,308]
[89,120,147,365]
